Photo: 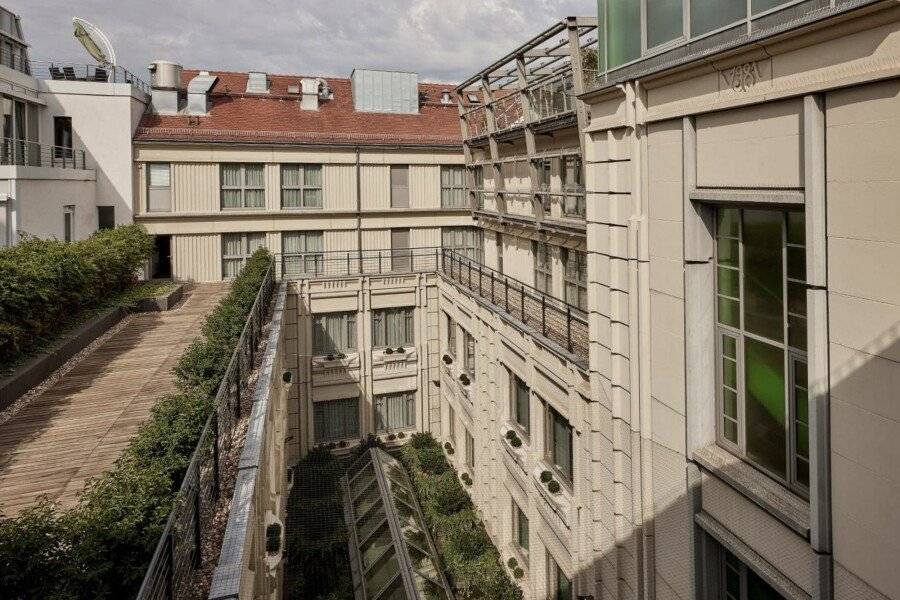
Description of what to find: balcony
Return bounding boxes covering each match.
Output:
[527,74,576,123]
[0,138,86,170]
[279,247,443,279]
[462,105,489,139]
[29,61,151,93]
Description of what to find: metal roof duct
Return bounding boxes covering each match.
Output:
[187,71,217,115]
[351,69,419,114]
[246,71,268,93]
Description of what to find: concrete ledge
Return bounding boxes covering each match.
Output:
[0,306,127,411]
[134,283,184,312]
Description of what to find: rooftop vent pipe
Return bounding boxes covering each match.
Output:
[148,60,183,115]
[187,71,217,115]
[246,71,268,93]
[300,78,321,111]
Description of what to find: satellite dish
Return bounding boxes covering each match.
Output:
[72,17,116,67]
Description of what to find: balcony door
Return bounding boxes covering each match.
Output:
[391,228,411,272]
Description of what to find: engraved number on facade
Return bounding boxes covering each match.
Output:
[721,62,760,92]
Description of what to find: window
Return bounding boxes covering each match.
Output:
[465,429,475,470]
[63,205,74,242]
[374,391,415,432]
[442,226,483,263]
[473,165,484,208]
[147,163,171,212]
[97,206,114,230]
[715,208,808,492]
[548,555,573,600]
[513,501,529,553]
[221,163,265,209]
[533,241,553,294]
[390,228,411,272]
[563,249,587,311]
[283,231,324,276]
[607,0,641,68]
[647,0,684,48]
[462,328,475,378]
[441,166,467,208]
[691,0,745,36]
[222,232,265,278]
[495,232,505,274]
[373,307,414,348]
[313,397,360,443]
[448,404,456,443]
[561,155,585,218]
[545,403,573,485]
[720,549,786,600]
[281,164,322,208]
[446,313,457,356]
[53,116,72,161]
[510,370,530,436]
[312,311,357,355]
[390,165,409,208]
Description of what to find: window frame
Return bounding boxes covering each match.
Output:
[560,155,585,218]
[63,204,74,242]
[282,230,324,276]
[372,306,415,349]
[533,240,553,294]
[509,369,530,438]
[280,163,323,209]
[373,390,416,433]
[146,162,172,213]
[547,554,573,600]
[390,165,409,208]
[512,500,530,555]
[562,248,587,311]
[445,313,457,357]
[462,328,476,378]
[220,163,265,210]
[544,401,574,488]
[313,396,361,443]
[442,226,484,263]
[440,165,467,208]
[312,311,357,356]
[713,207,809,496]
[464,428,475,470]
[448,403,456,445]
[222,232,265,279]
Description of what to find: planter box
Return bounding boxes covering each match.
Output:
[135,283,184,312]
[0,306,128,411]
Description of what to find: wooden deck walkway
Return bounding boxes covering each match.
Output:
[0,284,228,517]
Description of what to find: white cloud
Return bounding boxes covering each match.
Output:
[12,0,593,83]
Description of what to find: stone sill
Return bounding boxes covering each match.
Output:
[531,460,572,529]
[693,444,809,538]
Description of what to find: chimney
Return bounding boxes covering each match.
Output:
[300,78,319,111]
[187,71,217,115]
[148,60,183,115]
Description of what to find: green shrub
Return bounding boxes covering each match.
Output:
[547,480,561,494]
[539,470,553,483]
[507,557,518,568]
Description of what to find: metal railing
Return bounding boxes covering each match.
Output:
[279,246,444,279]
[462,105,489,138]
[441,249,588,365]
[0,138,86,170]
[136,260,276,600]
[527,74,576,121]
[29,60,151,93]
[494,93,525,130]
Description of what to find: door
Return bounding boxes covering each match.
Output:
[151,235,172,279]
[391,228,411,272]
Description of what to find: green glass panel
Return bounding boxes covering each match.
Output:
[752,0,791,13]
[796,423,809,459]
[747,564,788,599]
[691,0,745,35]
[350,466,375,498]
[796,458,809,489]
[647,0,684,48]
[365,550,400,598]
[354,482,380,518]
[717,236,739,268]
[557,567,573,600]
[717,208,740,238]
[795,388,808,424]
[787,246,806,281]
[413,571,447,600]
[357,502,386,543]
[718,297,740,327]
[786,211,805,245]
[361,522,393,569]
[723,356,737,389]
[724,388,737,418]
[745,338,787,478]
[724,418,738,444]
[607,0,642,68]
[787,282,807,317]
[378,577,407,600]
[743,210,784,341]
[794,360,807,387]
[722,334,737,359]
[717,266,740,298]
[788,315,807,351]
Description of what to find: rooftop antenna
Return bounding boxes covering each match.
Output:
[72,17,116,67]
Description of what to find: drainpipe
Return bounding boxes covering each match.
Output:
[356,146,362,257]
[8,179,17,246]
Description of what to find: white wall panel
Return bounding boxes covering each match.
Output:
[324,164,357,210]
[360,165,390,209]
[172,163,219,213]
[172,233,221,282]
[410,165,440,209]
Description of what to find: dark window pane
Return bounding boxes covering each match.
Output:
[724,418,738,443]
[796,423,809,459]
[794,360,807,387]
[691,0,745,35]
[717,207,740,237]
[787,211,805,245]
[787,282,807,317]
[788,314,807,351]
[718,297,740,327]
[722,334,737,359]
[607,0,642,68]
[717,266,739,297]
[795,388,808,424]
[742,210,784,341]
[723,356,737,389]
[717,236,739,268]
[747,565,787,599]
[796,458,809,489]
[752,0,789,14]
[744,338,786,479]
[787,246,806,281]
[724,389,737,418]
[647,0,683,48]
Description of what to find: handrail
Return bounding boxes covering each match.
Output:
[278,246,444,279]
[28,60,151,93]
[0,137,86,170]
[136,259,276,600]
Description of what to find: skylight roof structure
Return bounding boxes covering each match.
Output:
[342,448,454,600]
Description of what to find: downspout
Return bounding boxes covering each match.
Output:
[356,146,362,255]
[8,179,17,246]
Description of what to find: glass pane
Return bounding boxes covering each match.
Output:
[717,266,739,298]
[305,164,322,186]
[795,387,808,424]
[744,338,786,479]
[723,388,737,418]
[722,335,737,359]
[796,458,809,489]
[787,282,807,317]
[723,419,738,444]
[788,314,807,352]
[350,463,375,497]
[245,164,264,186]
[221,163,241,186]
[361,522,393,569]
[717,236,739,268]
[717,207,740,237]
[281,164,301,187]
[222,189,242,208]
[747,565,786,600]
[607,0,641,68]
[647,0,684,48]
[752,0,790,14]
[795,423,809,459]
[244,189,265,208]
[149,163,170,187]
[691,0,745,36]
[742,210,784,342]
[717,297,740,328]
[556,566,572,600]
[282,189,302,208]
[786,211,805,245]
[364,548,400,597]
[305,188,323,207]
[787,246,805,281]
[377,576,407,600]
[357,502,387,543]
[722,356,737,389]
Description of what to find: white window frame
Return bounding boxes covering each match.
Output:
[562,248,587,311]
[220,163,265,209]
[222,232,265,278]
[440,165,467,208]
[544,401,574,488]
[373,391,416,433]
[312,311,357,356]
[372,306,414,349]
[533,240,553,294]
[280,164,322,209]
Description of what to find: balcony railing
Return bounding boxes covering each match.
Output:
[527,74,576,121]
[0,138,86,170]
[494,93,525,131]
[462,105,489,138]
[279,246,444,279]
[29,60,151,93]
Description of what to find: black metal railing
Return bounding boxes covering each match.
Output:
[0,138,86,170]
[279,246,444,279]
[441,249,588,365]
[29,60,151,93]
[135,260,276,600]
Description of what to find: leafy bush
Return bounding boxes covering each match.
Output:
[0,248,272,599]
[540,470,553,483]
[547,480,561,494]
[0,225,154,363]
[400,433,522,600]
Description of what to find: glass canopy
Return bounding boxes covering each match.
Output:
[343,448,454,600]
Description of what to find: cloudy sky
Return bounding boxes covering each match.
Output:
[13,0,593,83]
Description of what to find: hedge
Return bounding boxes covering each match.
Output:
[0,248,272,599]
[400,433,522,600]
[0,225,154,364]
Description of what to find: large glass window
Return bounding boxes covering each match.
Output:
[533,241,553,294]
[607,0,642,69]
[147,163,171,212]
[314,397,360,443]
[510,370,530,436]
[690,0,745,36]
[63,205,74,242]
[545,403,573,486]
[561,155,585,218]
[374,391,416,432]
[282,231,324,276]
[390,228,412,272]
[442,226,484,263]
[715,207,808,492]
[281,164,322,208]
[440,166,467,208]
[222,232,265,278]
[391,165,409,208]
[549,555,573,600]
[647,0,684,48]
[563,249,588,311]
[721,549,786,600]
[373,307,414,348]
[312,311,357,355]
[221,163,265,209]
[53,116,73,161]
[465,429,475,470]
[472,165,484,208]
[463,328,476,378]
[513,501,529,553]
[446,313,457,356]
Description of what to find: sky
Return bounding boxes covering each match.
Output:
[13,0,594,84]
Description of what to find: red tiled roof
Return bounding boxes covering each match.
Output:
[134,70,463,147]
